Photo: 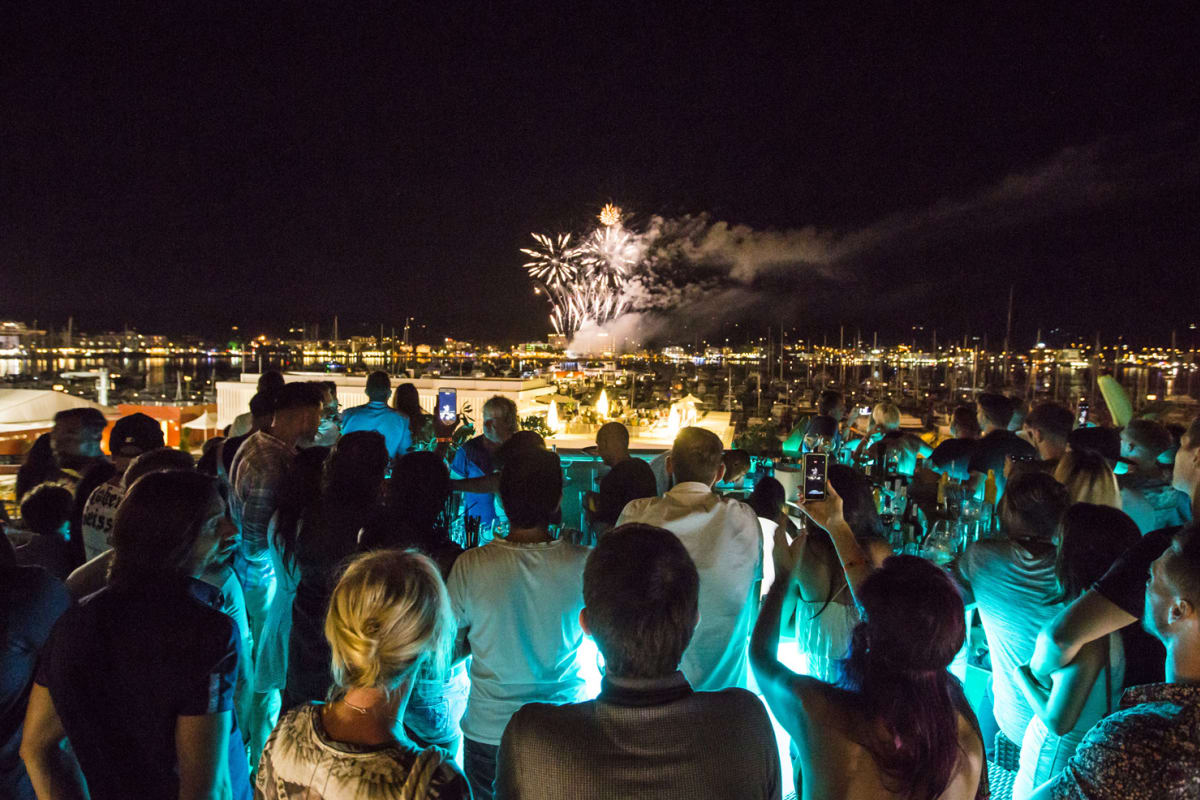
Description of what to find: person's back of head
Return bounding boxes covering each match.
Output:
[1067,426,1123,469]
[272,445,332,568]
[583,523,699,678]
[1055,504,1141,602]
[829,464,887,539]
[840,555,969,799]
[1123,419,1173,466]
[323,431,389,510]
[122,447,196,489]
[257,370,286,395]
[1053,448,1121,508]
[499,447,562,529]
[271,382,325,443]
[324,549,454,695]
[872,402,901,431]
[669,427,725,486]
[806,414,838,441]
[977,392,1015,431]
[20,483,73,537]
[951,405,982,439]
[494,430,546,471]
[817,389,843,418]
[365,371,391,402]
[999,470,1070,544]
[1024,403,1073,446]
[108,413,166,462]
[596,421,630,465]
[747,477,785,520]
[248,390,277,430]
[109,470,222,589]
[391,382,422,418]
[379,451,453,549]
[721,449,752,484]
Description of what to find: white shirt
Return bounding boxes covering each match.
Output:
[81,479,124,562]
[446,537,590,745]
[617,482,763,691]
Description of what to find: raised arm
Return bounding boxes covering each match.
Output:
[1016,637,1106,736]
[749,525,820,738]
[1030,589,1135,678]
[796,481,875,606]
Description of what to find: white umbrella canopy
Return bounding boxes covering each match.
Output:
[0,389,112,424]
[183,410,220,430]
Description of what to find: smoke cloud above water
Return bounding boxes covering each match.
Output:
[565,128,1199,352]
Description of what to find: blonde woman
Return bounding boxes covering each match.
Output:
[256,550,468,800]
[1054,449,1122,509]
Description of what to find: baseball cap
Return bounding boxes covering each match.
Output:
[109,413,165,456]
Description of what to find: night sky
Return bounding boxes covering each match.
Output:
[4,4,1198,346]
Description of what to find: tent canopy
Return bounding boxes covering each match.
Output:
[0,389,113,425]
[183,410,220,430]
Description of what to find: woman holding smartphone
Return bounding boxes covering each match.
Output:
[752,480,987,800]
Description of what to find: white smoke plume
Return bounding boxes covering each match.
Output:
[565,130,1198,352]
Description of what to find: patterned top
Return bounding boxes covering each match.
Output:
[1049,682,1200,799]
[256,705,468,800]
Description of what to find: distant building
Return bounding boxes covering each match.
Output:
[0,321,46,351]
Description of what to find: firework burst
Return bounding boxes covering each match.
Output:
[520,233,577,286]
[523,206,644,336]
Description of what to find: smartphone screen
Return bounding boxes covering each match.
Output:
[437,389,457,424]
[803,452,828,501]
[1076,401,1089,427]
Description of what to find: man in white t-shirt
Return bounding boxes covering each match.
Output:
[618,427,763,692]
[80,413,165,561]
[447,447,590,800]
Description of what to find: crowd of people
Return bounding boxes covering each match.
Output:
[2,374,1198,799]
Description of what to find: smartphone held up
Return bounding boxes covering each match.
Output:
[803,452,828,501]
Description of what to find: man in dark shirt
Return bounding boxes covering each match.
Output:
[587,422,657,530]
[0,536,71,800]
[496,523,781,800]
[968,392,1036,495]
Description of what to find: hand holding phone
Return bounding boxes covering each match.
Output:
[796,475,845,533]
[803,452,829,501]
[437,389,458,424]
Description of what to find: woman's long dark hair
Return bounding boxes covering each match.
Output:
[367,451,453,555]
[391,383,427,442]
[109,470,221,589]
[1053,503,1141,603]
[272,446,331,571]
[278,433,388,570]
[838,555,972,799]
[804,464,887,617]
